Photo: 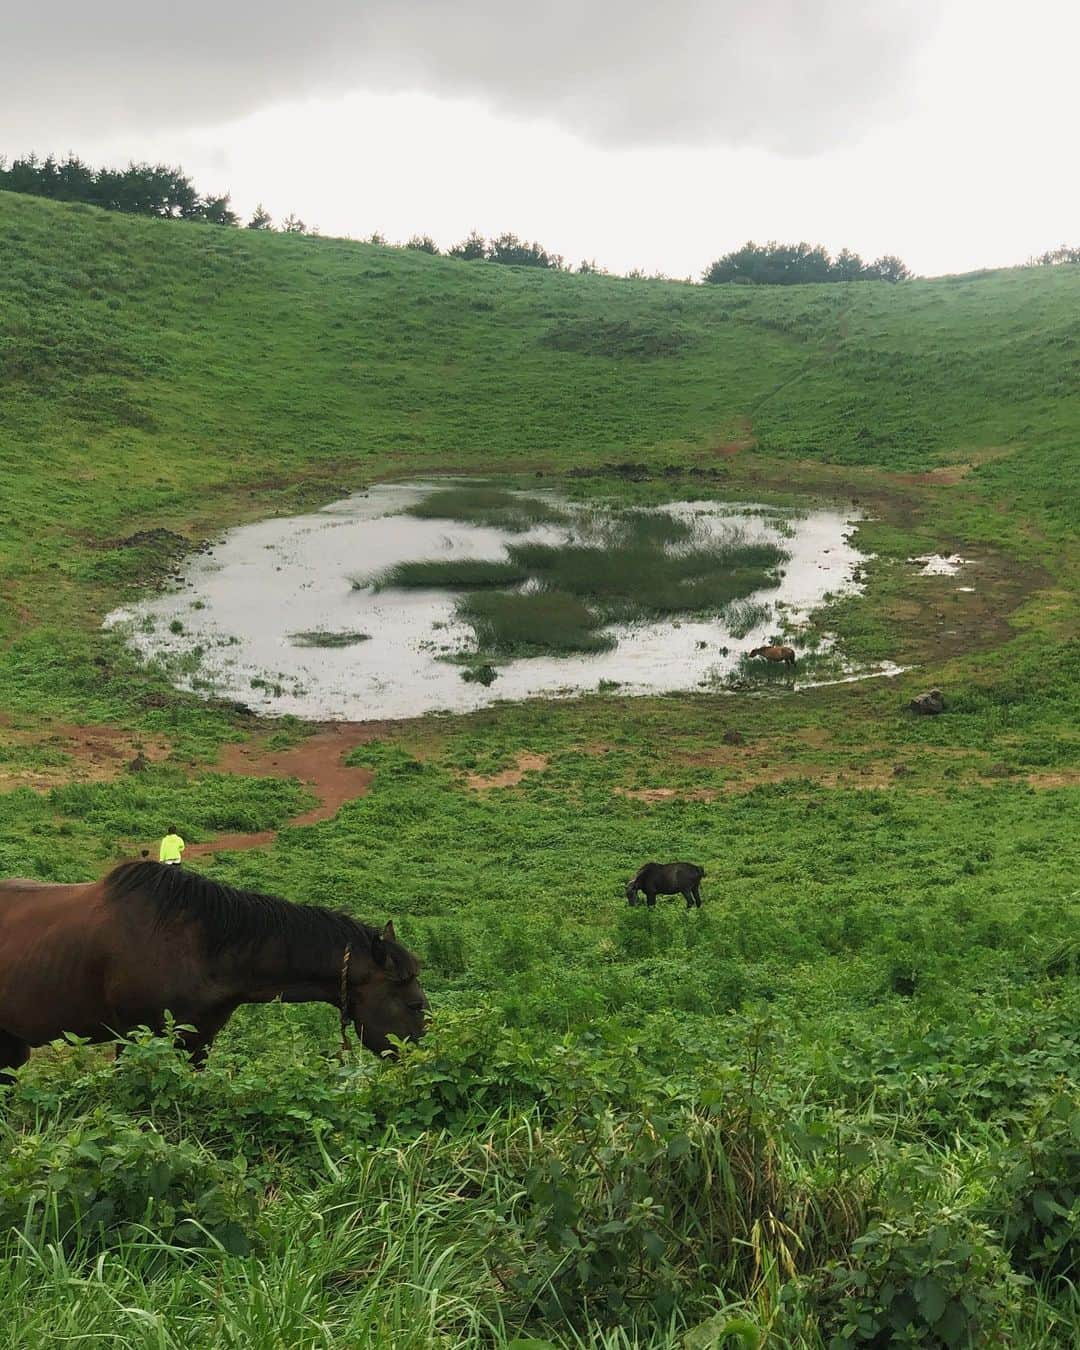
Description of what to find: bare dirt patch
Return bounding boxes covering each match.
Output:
[678,727,833,770]
[466,751,550,791]
[710,415,754,458]
[893,447,1015,488]
[187,723,385,857]
[1024,771,1080,790]
[0,722,170,790]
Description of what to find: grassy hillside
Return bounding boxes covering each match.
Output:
[1,191,1078,1347]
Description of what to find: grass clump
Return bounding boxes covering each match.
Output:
[507,527,786,621]
[461,663,498,685]
[380,506,789,656]
[368,558,529,590]
[288,630,371,648]
[456,590,614,656]
[404,485,567,532]
[609,507,695,547]
[720,598,772,638]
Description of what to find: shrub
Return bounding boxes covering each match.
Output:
[991,1089,1080,1280]
[0,1108,257,1254]
[818,1206,1021,1347]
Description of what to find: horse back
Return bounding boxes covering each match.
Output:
[0,879,129,1044]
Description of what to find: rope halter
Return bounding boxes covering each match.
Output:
[338,944,352,1055]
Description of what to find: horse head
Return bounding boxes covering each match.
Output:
[348,921,428,1056]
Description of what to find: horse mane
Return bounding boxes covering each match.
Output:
[103,862,418,979]
[629,862,658,886]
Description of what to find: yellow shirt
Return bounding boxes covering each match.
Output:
[159,833,185,863]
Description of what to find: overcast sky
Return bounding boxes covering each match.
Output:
[4,0,1078,276]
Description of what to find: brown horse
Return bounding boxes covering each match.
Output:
[748,644,796,666]
[0,861,427,1077]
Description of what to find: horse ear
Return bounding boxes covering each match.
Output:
[382,920,396,940]
[371,936,387,967]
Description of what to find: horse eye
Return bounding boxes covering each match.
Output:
[407,1001,426,1013]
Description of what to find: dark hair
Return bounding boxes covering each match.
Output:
[167,826,177,835]
[103,861,418,979]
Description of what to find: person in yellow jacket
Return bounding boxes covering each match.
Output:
[159,827,185,866]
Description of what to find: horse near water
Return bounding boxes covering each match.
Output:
[0,861,427,1078]
[626,861,705,910]
[748,644,796,666]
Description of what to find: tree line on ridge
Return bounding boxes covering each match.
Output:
[5,150,1074,283]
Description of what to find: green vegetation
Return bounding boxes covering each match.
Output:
[505,531,783,621]
[719,598,771,639]
[374,502,785,656]
[404,485,569,532]
[287,629,371,647]
[0,190,1078,1345]
[370,558,530,590]
[0,152,242,225]
[373,501,787,660]
[703,240,911,285]
[457,590,615,656]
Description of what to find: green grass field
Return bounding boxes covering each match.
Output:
[1,190,1078,1347]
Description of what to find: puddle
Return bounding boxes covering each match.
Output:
[107,482,885,720]
[911,553,969,576]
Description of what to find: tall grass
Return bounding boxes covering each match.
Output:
[404,486,568,532]
[456,590,614,655]
[367,559,530,591]
[609,509,695,547]
[288,630,371,647]
[506,531,785,620]
[720,599,772,639]
[373,505,788,654]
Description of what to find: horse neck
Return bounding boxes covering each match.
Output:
[219,930,366,1008]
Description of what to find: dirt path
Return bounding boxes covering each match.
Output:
[466,751,550,790]
[185,723,391,858]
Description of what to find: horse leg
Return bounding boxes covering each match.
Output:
[646,890,657,909]
[682,890,694,910]
[0,1031,30,1086]
[177,1011,232,1070]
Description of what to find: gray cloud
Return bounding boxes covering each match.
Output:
[5,2,934,154]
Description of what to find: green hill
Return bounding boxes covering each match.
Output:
[1,191,1078,1347]
[4,192,1079,554]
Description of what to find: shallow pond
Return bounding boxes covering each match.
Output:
[107,482,885,720]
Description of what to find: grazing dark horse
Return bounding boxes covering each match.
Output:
[626,861,705,910]
[0,861,427,1078]
[749,644,796,666]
